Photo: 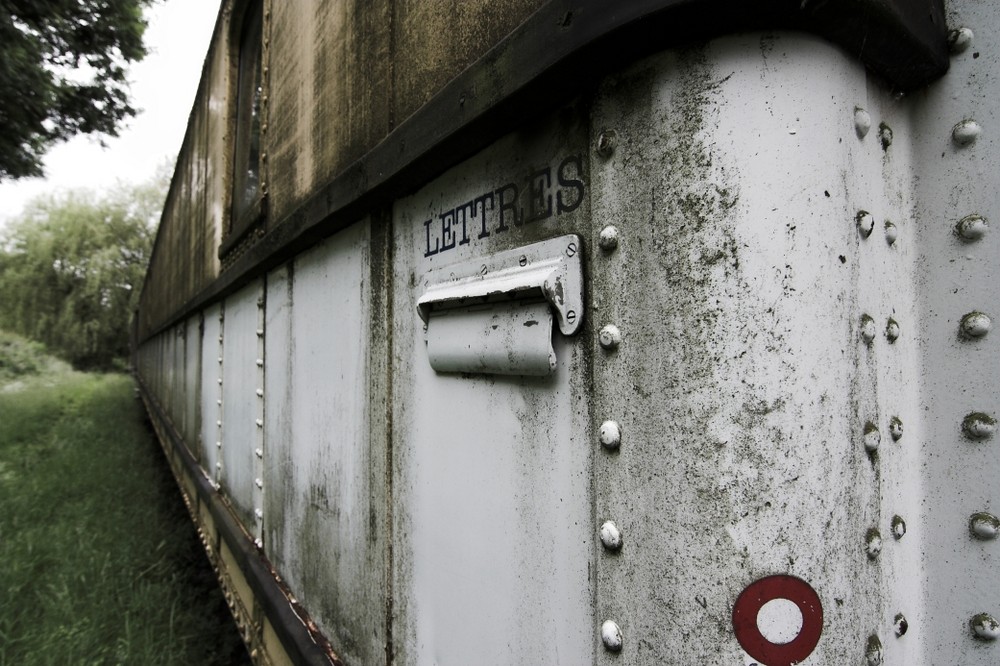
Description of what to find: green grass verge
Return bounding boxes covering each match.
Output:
[0,369,249,665]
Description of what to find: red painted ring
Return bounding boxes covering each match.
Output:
[732,575,823,666]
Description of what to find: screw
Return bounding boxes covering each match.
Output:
[888,416,903,441]
[599,324,622,350]
[970,512,1000,540]
[596,129,617,158]
[885,318,900,343]
[949,27,974,53]
[963,412,997,440]
[855,107,872,139]
[865,528,883,559]
[894,613,908,637]
[866,634,884,665]
[566,310,577,324]
[599,420,622,450]
[891,515,906,539]
[600,521,624,551]
[864,422,881,452]
[479,264,488,276]
[884,221,898,246]
[566,242,578,257]
[599,225,620,251]
[860,314,877,345]
[953,119,982,146]
[971,613,1000,641]
[956,214,988,241]
[960,311,991,338]
[878,123,893,150]
[857,211,875,239]
[518,255,528,267]
[601,620,623,652]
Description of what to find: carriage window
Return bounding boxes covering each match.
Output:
[231,2,263,233]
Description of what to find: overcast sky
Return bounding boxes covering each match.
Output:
[0,0,221,226]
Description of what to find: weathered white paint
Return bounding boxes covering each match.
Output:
[199,302,223,486]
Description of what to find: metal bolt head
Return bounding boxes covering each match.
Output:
[599,225,620,251]
[885,318,900,343]
[970,512,1000,540]
[864,422,881,452]
[600,521,624,551]
[953,119,982,146]
[956,214,988,241]
[860,314,876,344]
[884,221,898,246]
[854,107,872,139]
[566,241,578,257]
[888,416,903,441]
[960,311,991,338]
[599,324,622,350]
[878,123,893,150]
[971,613,1000,641]
[894,613,908,637]
[949,27,974,53]
[891,515,907,539]
[857,211,875,239]
[601,620,623,652]
[865,528,883,559]
[963,412,997,440]
[599,420,622,450]
[518,255,528,267]
[866,634,884,666]
[596,129,617,158]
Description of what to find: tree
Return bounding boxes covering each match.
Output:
[0,0,152,180]
[0,170,167,368]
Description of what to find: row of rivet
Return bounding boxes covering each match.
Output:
[215,309,225,488]
[595,136,625,654]
[855,107,982,150]
[253,295,266,550]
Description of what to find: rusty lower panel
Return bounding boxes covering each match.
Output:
[135,373,342,666]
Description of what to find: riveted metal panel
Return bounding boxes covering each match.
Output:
[911,1,1000,662]
[221,280,264,528]
[391,109,593,665]
[201,303,223,489]
[184,314,204,461]
[263,222,386,666]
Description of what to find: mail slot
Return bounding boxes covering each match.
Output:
[417,235,584,376]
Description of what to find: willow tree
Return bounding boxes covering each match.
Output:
[0,173,166,368]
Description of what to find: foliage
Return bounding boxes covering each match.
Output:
[0,329,64,382]
[0,370,249,665]
[0,0,152,180]
[0,171,167,369]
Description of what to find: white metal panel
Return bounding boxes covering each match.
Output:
[911,2,1000,662]
[392,114,593,666]
[221,279,262,527]
[183,314,203,460]
[200,302,223,488]
[263,223,386,665]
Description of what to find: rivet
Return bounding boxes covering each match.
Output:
[596,129,617,158]
[254,538,263,549]
[599,324,622,350]
[891,515,906,539]
[255,448,264,459]
[888,416,903,441]
[599,420,622,450]
[218,378,223,385]
[960,311,991,338]
[956,214,988,241]
[255,478,263,489]
[255,419,264,428]
[600,521,623,551]
[216,441,222,449]
[963,412,997,440]
[864,422,881,452]
[218,356,223,364]
[878,123,893,150]
[256,358,264,367]
[216,420,222,427]
[256,329,264,337]
[854,107,872,138]
[885,318,900,343]
[971,613,1000,641]
[866,634,884,666]
[218,335,224,343]
[970,513,999,540]
[860,314,876,345]
[217,399,222,406]
[216,462,222,470]
[894,613,908,637]
[884,221,898,246]
[257,297,264,307]
[953,119,982,146]
[255,508,264,520]
[857,211,875,239]
[599,225,620,251]
[949,27,974,54]
[256,388,264,397]
[865,528,883,559]
[601,620,623,652]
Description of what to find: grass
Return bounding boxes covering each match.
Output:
[0,335,248,665]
